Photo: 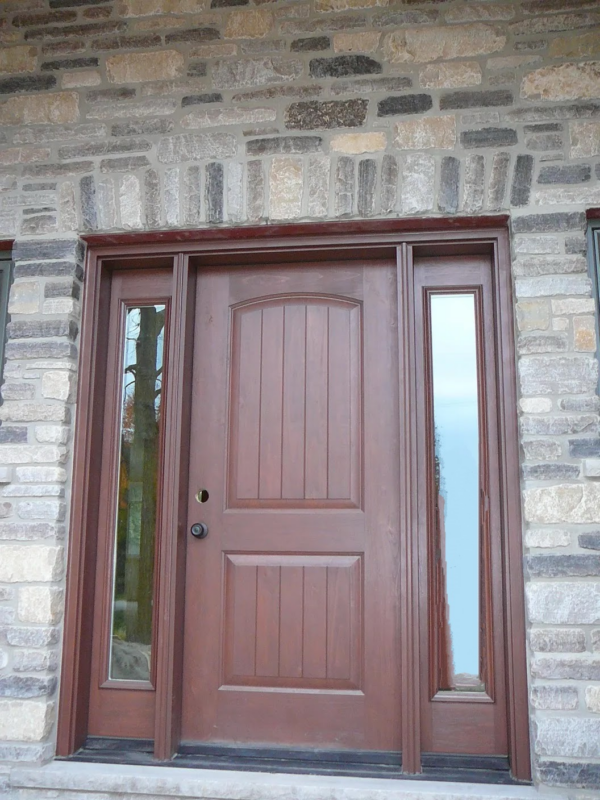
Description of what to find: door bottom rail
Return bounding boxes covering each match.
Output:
[63,737,523,785]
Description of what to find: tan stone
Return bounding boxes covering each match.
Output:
[270,157,303,220]
[0,93,79,125]
[107,50,184,84]
[0,148,49,166]
[132,16,188,30]
[517,300,550,332]
[0,700,54,742]
[0,45,37,75]
[524,484,600,524]
[330,132,386,154]
[62,69,101,88]
[18,586,63,625]
[225,9,273,39]
[570,122,600,158]
[190,43,238,58]
[574,317,596,353]
[122,0,206,15]
[419,61,481,88]
[384,24,505,64]
[333,31,380,53]
[549,31,600,59]
[521,61,600,101]
[487,55,541,70]
[445,3,514,23]
[394,116,456,150]
[316,0,387,10]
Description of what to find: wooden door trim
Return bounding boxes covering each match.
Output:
[58,219,530,780]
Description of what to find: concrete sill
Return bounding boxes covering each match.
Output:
[10,761,568,800]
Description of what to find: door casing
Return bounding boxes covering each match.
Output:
[57,218,530,781]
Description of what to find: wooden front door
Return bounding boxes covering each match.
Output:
[181,259,402,750]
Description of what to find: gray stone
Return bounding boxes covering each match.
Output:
[41,57,98,70]
[285,99,368,130]
[463,154,485,213]
[377,94,432,117]
[538,761,600,791]
[526,133,563,151]
[157,134,237,164]
[234,86,321,102]
[26,21,127,40]
[246,137,322,156]
[527,555,600,577]
[91,33,161,51]
[580,532,600,550]
[20,215,57,236]
[522,439,562,460]
[13,123,107,145]
[13,9,77,26]
[357,159,376,217]
[45,280,80,299]
[6,342,77,361]
[487,151,510,210]
[111,120,174,137]
[518,333,567,353]
[515,275,592,297]
[13,239,83,264]
[461,127,518,148]
[560,396,599,412]
[182,94,223,107]
[519,355,598,394]
[291,37,330,52]
[510,154,534,206]
[531,685,579,710]
[166,28,219,44]
[80,175,97,231]
[373,10,439,26]
[0,427,27,444]
[539,164,592,184]
[310,56,382,78]
[6,627,59,647]
[13,650,59,672]
[60,139,151,160]
[213,58,303,90]
[380,154,398,214]
[511,11,600,35]
[0,676,56,699]
[247,160,264,222]
[513,255,587,276]
[335,156,354,217]
[530,628,586,652]
[0,744,54,763]
[205,162,223,225]
[144,169,160,229]
[528,583,600,625]
[513,212,586,233]
[570,438,600,457]
[438,156,459,214]
[7,320,78,341]
[87,87,136,103]
[307,155,329,218]
[0,75,57,94]
[14,260,82,280]
[184,165,201,227]
[187,62,208,78]
[440,89,512,110]
[509,103,600,122]
[332,77,412,95]
[536,718,600,758]
[22,162,94,178]
[522,464,580,480]
[521,414,597,435]
[566,236,587,255]
[241,40,287,56]
[401,153,434,214]
[281,16,366,35]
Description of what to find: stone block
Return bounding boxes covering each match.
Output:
[380,154,397,214]
[0,677,56,699]
[570,122,600,158]
[440,89,512,111]
[530,628,585,652]
[511,154,534,207]
[0,700,54,742]
[527,554,600,577]
[512,212,585,233]
[270,157,303,220]
[18,586,63,625]
[515,275,592,298]
[536,718,600,758]
[549,30,600,58]
[552,298,595,316]
[13,651,58,673]
[538,164,592,184]
[438,156,459,214]
[523,439,562,460]
[0,521,61,540]
[0,546,63,582]
[383,24,505,63]
[401,153,434,215]
[514,237,560,256]
[8,282,41,315]
[516,300,550,331]
[335,156,354,217]
[330,133,386,154]
[333,32,381,54]
[525,528,570,548]
[419,62,481,89]
[514,255,587,277]
[523,464,579,480]
[521,414,596,434]
[247,137,322,156]
[182,108,276,129]
[0,46,38,75]
[531,685,579,710]
[285,99,368,129]
[310,55,382,78]
[0,404,70,424]
[527,582,600,624]
[6,627,59,648]
[316,0,388,10]
[586,686,600,713]
[573,317,596,352]
[378,94,432,117]
[0,93,79,126]
[446,3,515,22]
[522,62,600,102]
[463,154,484,214]
[307,155,329,218]
[580,532,600,550]
[357,159,376,217]
[213,58,303,89]
[158,134,237,164]
[520,397,552,413]
[487,151,510,210]
[226,9,273,39]
[182,94,223,107]
[247,159,264,222]
[525,484,600,525]
[291,37,330,52]
[461,127,517,148]
[122,0,206,13]
[332,77,412,96]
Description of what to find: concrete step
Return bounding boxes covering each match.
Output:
[9,761,570,800]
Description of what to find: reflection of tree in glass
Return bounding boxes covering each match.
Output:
[113,306,165,661]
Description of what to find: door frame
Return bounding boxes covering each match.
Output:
[57,218,530,781]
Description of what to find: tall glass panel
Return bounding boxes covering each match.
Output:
[430,293,483,692]
[109,305,166,682]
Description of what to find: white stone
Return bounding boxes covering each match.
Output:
[586,686,600,713]
[585,459,600,477]
[534,186,600,206]
[527,582,600,624]
[165,167,181,226]
[536,718,600,757]
[8,281,40,315]
[525,528,570,548]
[43,298,79,316]
[552,318,568,331]
[551,298,595,315]
[227,161,244,223]
[2,484,63,498]
[0,467,12,484]
[269,157,303,220]
[17,500,65,521]
[0,546,64,583]
[519,398,552,413]
[181,107,276,129]
[525,483,600,523]
[35,426,70,445]
[59,181,78,232]
[41,371,74,403]
[0,701,54,742]
[0,650,7,670]
[513,236,561,255]
[0,446,67,465]
[0,403,69,423]
[401,154,434,214]
[307,155,330,218]
[516,275,592,298]
[120,174,143,230]
[15,467,67,483]
[18,586,63,625]
[97,178,118,231]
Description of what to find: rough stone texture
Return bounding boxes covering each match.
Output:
[0,701,54,742]
[527,582,600,624]
[530,628,586,653]
[531,685,579,710]
[419,62,481,89]
[522,62,600,102]
[213,58,303,90]
[383,24,506,63]
[570,122,600,158]
[401,153,434,214]
[225,9,273,40]
[285,100,368,130]
[330,133,386,154]
[0,92,78,125]
[106,51,185,84]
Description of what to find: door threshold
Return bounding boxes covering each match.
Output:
[62,738,524,786]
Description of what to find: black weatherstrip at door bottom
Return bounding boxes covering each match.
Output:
[63,738,526,785]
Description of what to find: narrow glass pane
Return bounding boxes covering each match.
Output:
[109,305,166,682]
[430,294,483,692]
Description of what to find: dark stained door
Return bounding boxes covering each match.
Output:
[181,260,402,750]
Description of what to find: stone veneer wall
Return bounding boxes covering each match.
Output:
[0,0,600,794]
